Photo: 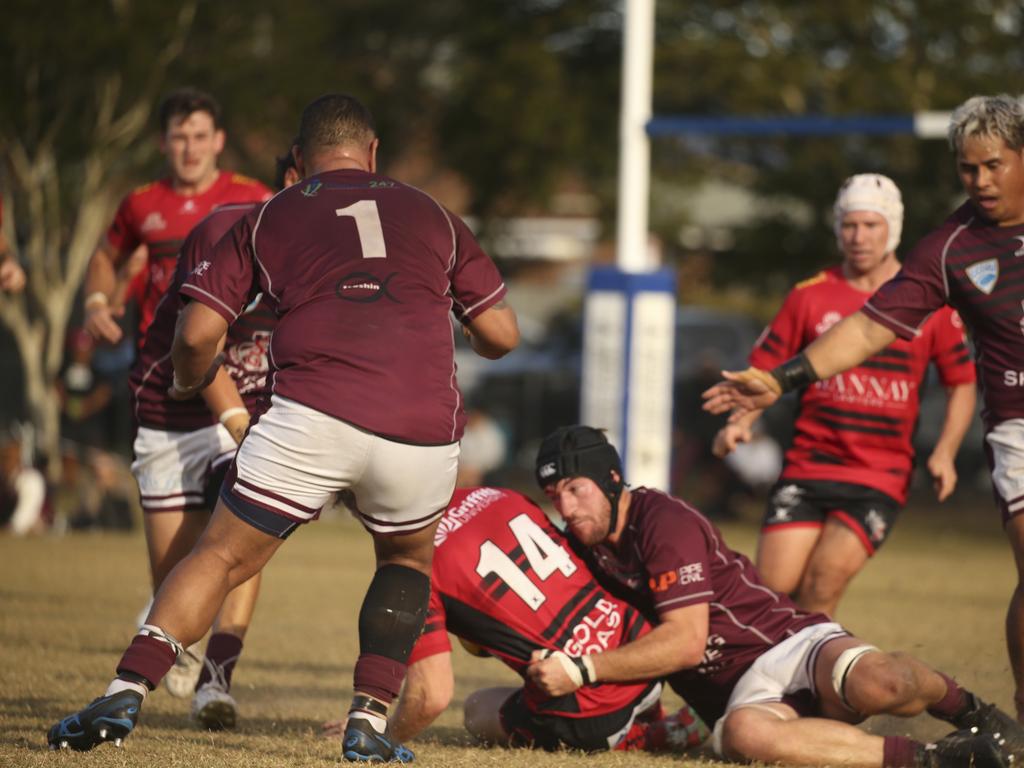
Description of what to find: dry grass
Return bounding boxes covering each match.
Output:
[0,499,1014,767]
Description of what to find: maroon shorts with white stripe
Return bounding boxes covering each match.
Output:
[223,395,459,539]
[131,424,237,514]
[985,419,1024,526]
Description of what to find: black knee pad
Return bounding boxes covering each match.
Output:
[358,564,430,663]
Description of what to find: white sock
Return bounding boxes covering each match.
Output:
[349,709,387,734]
[104,677,149,700]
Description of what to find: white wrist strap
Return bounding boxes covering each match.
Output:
[540,650,596,687]
[218,407,249,424]
[84,291,109,309]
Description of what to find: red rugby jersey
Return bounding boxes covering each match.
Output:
[864,202,1024,430]
[180,170,506,445]
[130,203,275,431]
[750,266,975,504]
[409,487,652,719]
[106,171,271,341]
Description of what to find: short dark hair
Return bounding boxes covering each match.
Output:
[158,87,222,133]
[274,139,299,190]
[298,94,375,158]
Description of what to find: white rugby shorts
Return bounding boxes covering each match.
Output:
[711,621,847,756]
[228,395,459,535]
[131,424,237,513]
[986,419,1024,523]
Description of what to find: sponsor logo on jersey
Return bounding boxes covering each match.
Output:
[772,483,803,508]
[433,487,505,546]
[815,371,913,405]
[335,271,399,303]
[815,310,843,336]
[181,199,196,213]
[965,258,998,294]
[191,260,212,277]
[301,180,322,198]
[698,633,726,675]
[1015,236,1024,257]
[140,212,167,233]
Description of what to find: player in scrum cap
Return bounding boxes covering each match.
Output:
[712,174,975,617]
[704,94,1024,724]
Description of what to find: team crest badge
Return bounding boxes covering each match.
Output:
[965,258,998,294]
[1014,235,1024,257]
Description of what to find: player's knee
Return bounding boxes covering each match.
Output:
[719,708,782,763]
[358,564,431,662]
[799,562,854,608]
[844,652,917,714]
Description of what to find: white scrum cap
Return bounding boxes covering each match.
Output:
[833,173,904,254]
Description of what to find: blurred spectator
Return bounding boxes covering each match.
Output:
[0,198,26,293]
[58,328,113,449]
[0,429,49,535]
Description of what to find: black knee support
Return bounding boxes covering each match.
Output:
[357,564,430,663]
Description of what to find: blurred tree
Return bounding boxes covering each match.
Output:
[0,1,197,477]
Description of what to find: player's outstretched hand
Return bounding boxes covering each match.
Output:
[702,368,782,418]
[712,423,753,459]
[927,449,958,502]
[0,259,26,293]
[321,717,347,739]
[84,302,125,345]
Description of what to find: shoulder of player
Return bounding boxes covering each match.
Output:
[791,269,835,293]
[630,488,706,535]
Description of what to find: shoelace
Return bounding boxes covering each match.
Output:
[201,655,237,691]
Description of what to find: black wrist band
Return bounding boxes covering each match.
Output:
[770,353,819,394]
[571,656,593,686]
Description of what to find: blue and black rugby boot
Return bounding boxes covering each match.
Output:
[48,689,143,751]
[954,694,1024,758]
[342,718,415,763]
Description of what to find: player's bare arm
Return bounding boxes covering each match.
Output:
[703,310,897,417]
[83,241,127,343]
[464,299,519,359]
[201,362,250,445]
[387,653,454,743]
[526,603,708,697]
[927,381,977,502]
[170,301,229,399]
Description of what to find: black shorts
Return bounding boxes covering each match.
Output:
[762,479,900,554]
[499,683,660,752]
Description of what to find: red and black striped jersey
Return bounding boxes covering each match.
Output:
[409,487,652,719]
[106,171,271,343]
[751,265,975,504]
[865,202,1024,431]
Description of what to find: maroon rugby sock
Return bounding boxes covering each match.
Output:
[116,634,177,690]
[352,652,406,704]
[883,735,924,767]
[196,632,243,691]
[926,671,969,722]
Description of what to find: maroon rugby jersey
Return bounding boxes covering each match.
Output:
[180,170,506,445]
[106,171,271,342]
[130,203,276,431]
[409,487,652,718]
[864,202,1024,430]
[572,488,827,725]
[750,266,974,504]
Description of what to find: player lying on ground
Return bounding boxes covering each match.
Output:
[324,486,708,752]
[529,425,1024,768]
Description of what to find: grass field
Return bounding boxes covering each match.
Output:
[0,497,1015,767]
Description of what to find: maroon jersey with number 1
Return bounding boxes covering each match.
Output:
[750,265,974,504]
[130,203,276,431]
[410,487,652,719]
[180,170,506,445]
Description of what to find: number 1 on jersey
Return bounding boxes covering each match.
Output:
[336,200,386,259]
[475,513,577,610]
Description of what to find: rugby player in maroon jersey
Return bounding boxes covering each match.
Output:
[325,486,708,753]
[124,149,300,729]
[712,174,975,617]
[704,95,1024,724]
[531,426,1024,767]
[48,94,519,762]
[82,88,270,347]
